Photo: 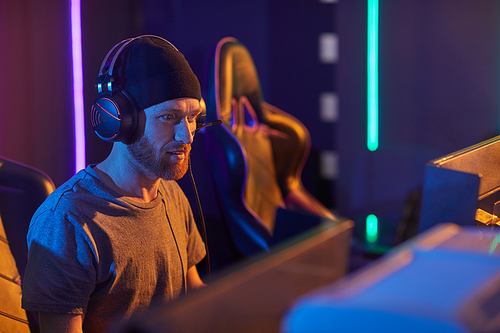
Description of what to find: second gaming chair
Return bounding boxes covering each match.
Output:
[202,37,337,264]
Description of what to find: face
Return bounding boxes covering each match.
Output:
[127,98,202,180]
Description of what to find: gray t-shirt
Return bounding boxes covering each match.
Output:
[22,165,206,332]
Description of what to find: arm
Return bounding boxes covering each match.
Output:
[39,312,84,333]
[186,265,206,291]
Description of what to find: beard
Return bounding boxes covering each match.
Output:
[127,135,191,180]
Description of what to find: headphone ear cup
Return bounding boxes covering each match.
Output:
[91,90,138,143]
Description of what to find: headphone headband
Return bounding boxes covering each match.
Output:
[96,38,130,94]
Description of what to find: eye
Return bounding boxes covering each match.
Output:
[160,114,176,121]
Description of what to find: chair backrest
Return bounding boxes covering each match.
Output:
[203,38,336,259]
[0,214,31,332]
[0,156,55,332]
[0,157,55,281]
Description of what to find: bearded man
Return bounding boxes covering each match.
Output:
[22,36,207,333]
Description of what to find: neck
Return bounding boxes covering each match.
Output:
[94,144,161,203]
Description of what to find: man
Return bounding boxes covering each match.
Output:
[22,36,207,332]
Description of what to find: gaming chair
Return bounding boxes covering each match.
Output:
[0,156,55,332]
[202,37,337,266]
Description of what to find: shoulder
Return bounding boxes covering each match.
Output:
[35,168,92,210]
[27,167,115,252]
[31,166,113,228]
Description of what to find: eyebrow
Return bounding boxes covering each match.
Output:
[163,107,203,114]
[152,107,202,119]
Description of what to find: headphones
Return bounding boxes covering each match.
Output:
[91,35,211,143]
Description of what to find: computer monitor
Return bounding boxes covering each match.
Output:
[419,135,500,232]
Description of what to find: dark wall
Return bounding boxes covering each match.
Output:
[337,0,500,244]
[0,0,74,187]
[268,0,336,208]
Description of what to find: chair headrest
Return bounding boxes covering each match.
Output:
[205,38,264,127]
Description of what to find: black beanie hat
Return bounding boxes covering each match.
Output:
[112,36,201,110]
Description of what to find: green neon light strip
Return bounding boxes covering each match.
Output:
[367,0,379,151]
[366,214,378,243]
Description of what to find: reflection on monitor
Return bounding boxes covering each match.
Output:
[419,135,500,232]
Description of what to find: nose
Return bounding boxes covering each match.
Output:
[174,118,195,144]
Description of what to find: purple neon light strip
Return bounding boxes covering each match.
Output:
[71,0,86,173]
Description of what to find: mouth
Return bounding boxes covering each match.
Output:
[165,147,190,161]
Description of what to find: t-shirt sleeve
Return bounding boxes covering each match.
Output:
[22,207,97,314]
